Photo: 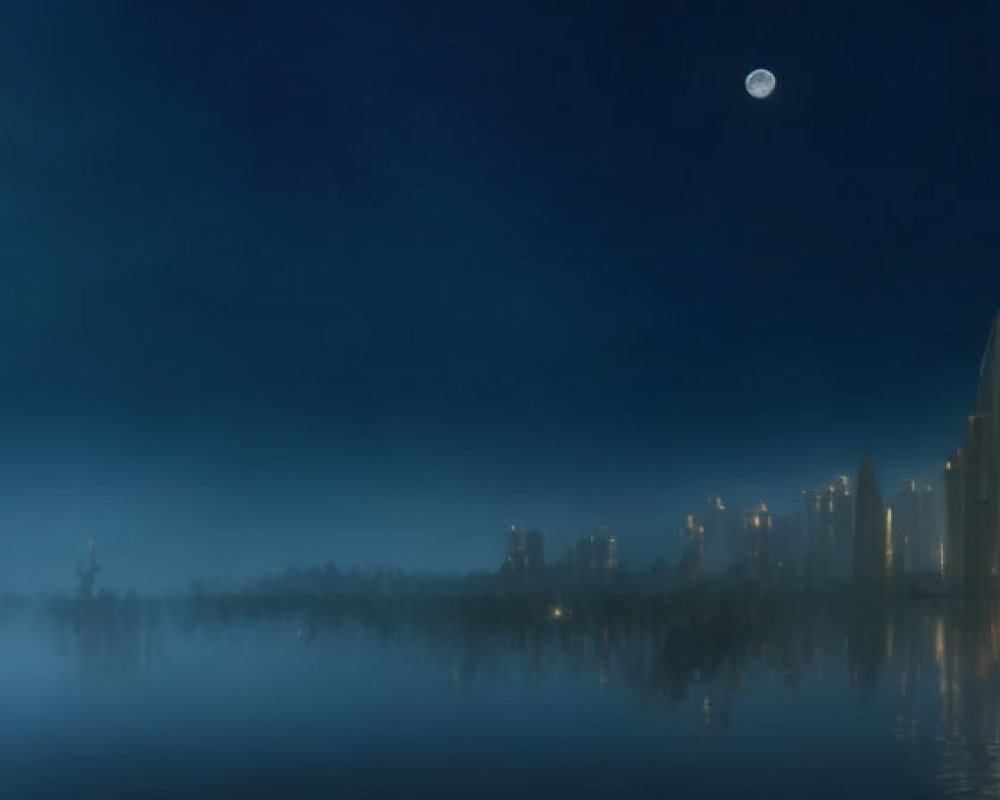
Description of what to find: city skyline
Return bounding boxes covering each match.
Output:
[508,311,997,590]
[0,3,999,591]
[7,5,1000,799]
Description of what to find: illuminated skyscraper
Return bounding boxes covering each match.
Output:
[503,525,528,583]
[919,484,941,573]
[503,526,545,586]
[946,312,1000,593]
[887,480,919,575]
[682,496,734,579]
[886,480,941,574]
[573,528,618,580]
[524,530,544,574]
[854,455,887,585]
[744,503,774,582]
[804,475,853,582]
[702,496,732,573]
[944,450,965,582]
[683,512,707,580]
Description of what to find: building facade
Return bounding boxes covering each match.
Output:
[854,455,887,585]
[804,475,854,582]
[945,313,1000,592]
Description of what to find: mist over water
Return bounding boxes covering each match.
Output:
[1,589,996,799]
[4,2,1000,798]
[0,428,962,593]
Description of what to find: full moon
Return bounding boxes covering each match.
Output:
[745,68,776,99]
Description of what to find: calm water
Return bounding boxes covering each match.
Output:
[0,594,997,799]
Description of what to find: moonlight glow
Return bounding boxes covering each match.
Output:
[745,68,776,99]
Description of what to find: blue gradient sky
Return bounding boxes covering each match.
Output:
[0,2,998,589]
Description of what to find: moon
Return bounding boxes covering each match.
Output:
[745,68,776,99]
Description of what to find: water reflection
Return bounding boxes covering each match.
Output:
[925,599,1000,797]
[48,590,160,685]
[27,590,1000,797]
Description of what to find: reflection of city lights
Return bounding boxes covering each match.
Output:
[933,617,945,671]
[885,507,894,574]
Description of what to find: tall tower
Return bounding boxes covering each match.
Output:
[744,503,774,582]
[524,530,544,574]
[886,479,920,575]
[804,476,854,582]
[958,312,1000,593]
[854,455,887,585]
[918,483,940,573]
[944,449,965,582]
[504,525,528,584]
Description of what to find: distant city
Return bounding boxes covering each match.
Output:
[501,312,1000,595]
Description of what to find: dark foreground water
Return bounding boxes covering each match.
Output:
[1,592,998,799]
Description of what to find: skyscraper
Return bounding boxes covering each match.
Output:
[524,530,544,574]
[682,496,735,579]
[919,484,942,574]
[854,455,887,585]
[887,480,920,575]
[682,497,789,582]
[684,512,707,579]
[572,527,618,580]
[884,481,941,573]
[804,475,853,582]
[702,496,732,574]
[944,450,965,582]
[744,503,774,582]
[503,525,528,584]
[946,312,1000,593]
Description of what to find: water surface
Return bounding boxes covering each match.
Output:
[0,594,995,799]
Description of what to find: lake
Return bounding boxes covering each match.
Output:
[0,591,995,799]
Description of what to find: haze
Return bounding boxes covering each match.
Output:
[0,3,996,590]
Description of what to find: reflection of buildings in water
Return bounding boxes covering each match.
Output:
[882,599,1000,798]
[429,598,881,733]
[597,627,612,687]
[845,598,889,702]
[70,591,158,685]
[430,597,1000,748]
[163,585,1000,782]
[701,692,732,729]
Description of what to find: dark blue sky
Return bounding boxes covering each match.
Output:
[1,2,999,588]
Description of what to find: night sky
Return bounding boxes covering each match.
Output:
[1,2,999,589]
